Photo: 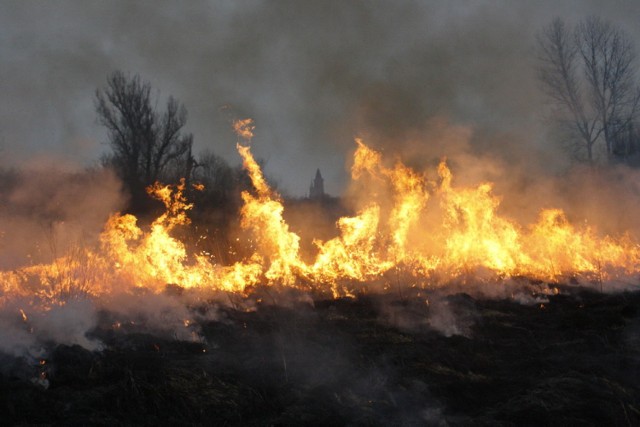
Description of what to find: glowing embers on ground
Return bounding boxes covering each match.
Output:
[2,120,640,313]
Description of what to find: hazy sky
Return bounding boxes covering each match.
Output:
[1,1,639,196]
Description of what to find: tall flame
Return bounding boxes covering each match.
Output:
[1,120,640,315]
[237,143,308,285]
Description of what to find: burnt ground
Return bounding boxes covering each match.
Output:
[1,284,640,426]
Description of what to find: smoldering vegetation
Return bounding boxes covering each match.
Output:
[1,284,639,425]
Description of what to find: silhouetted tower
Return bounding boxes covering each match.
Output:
[309,168,325,199]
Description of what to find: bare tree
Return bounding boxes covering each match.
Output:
[96,71,193,209]
[537,17,640,164]
[193,150,234,207]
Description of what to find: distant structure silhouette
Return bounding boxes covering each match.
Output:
[309,168,325,199]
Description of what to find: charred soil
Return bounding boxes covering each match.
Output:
[1,285,640,426]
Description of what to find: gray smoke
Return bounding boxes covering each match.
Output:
[1,1,639,196]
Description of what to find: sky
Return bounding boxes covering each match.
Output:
[1,0,639,196]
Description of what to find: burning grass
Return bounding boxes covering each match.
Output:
[3,126,640,311]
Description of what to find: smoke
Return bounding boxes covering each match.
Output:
[0,165,124,268]
[1,1,639,196]
[0,288,224,363]
[342,112,640,250]
[0,162,122,364]
[377,293,476,338]
[98,289,223,341]
[0,298,100,359]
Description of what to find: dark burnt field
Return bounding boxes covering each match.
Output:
[2,284,640,426]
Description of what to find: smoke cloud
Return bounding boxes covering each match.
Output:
[0,166,124,268]
[1,1,639,196]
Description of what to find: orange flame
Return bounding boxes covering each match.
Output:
[1,122,640,315]
[233,118,255,141]
[237,141,308,285]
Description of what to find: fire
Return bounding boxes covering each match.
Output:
[233,118,255,141]
[100,178,210,292]
[312,205,387,290]
[523,209,639,280]
[436,161,525,275]
[234,120,309,285]
[1,120,639,316]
